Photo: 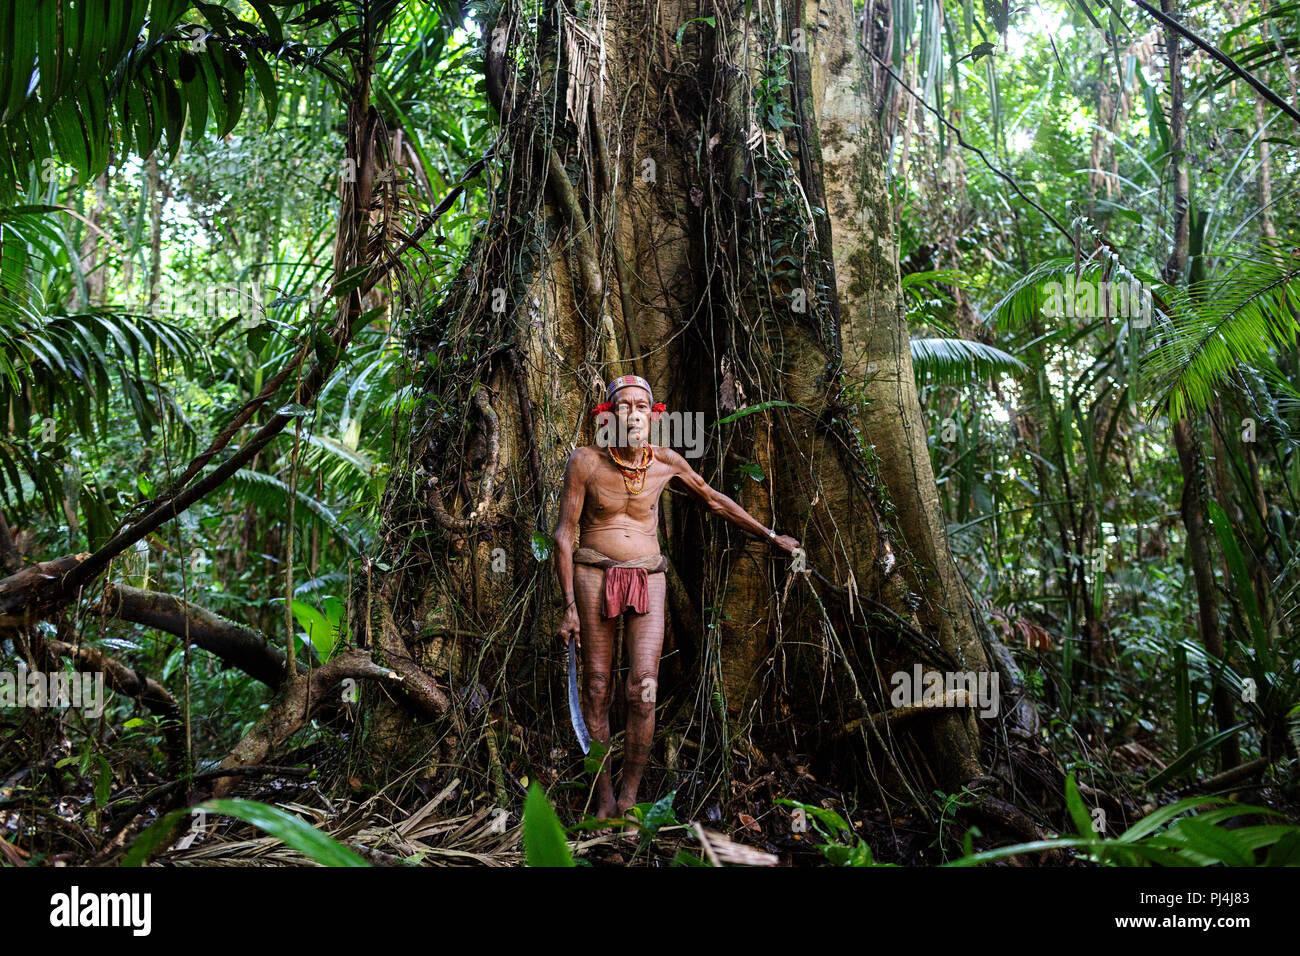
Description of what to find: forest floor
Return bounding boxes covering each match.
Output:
[6,711,1297,866]
[0,731,1069,866]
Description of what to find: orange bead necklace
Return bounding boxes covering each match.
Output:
[608,443,654,495]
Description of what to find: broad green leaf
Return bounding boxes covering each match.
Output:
[199,798,368,866]
[522,782,574,867]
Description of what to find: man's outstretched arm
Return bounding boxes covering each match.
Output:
[659,447,799,554]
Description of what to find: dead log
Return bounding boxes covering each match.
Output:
[0,554,88,629]
[99,583,297,688]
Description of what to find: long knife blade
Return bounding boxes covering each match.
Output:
[567,636,591,753]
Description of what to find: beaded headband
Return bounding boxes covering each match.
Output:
[591,375,667,419]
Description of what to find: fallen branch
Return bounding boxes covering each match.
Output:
[99,583,297,689]
[1194,755,1273,793]
[0,554,88,628]
[102,585,460,732]
[0,152,495,626]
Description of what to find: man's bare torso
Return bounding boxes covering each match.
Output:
[577,445,675,562]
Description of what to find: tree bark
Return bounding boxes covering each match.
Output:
[808,0,988,785]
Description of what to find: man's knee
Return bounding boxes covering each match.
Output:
[583,671,612,708]
[628,674,657,708]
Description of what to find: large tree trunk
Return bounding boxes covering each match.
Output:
[363,0,994,809]
[809,0,989,785]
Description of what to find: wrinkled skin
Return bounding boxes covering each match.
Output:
[553,386,799,818]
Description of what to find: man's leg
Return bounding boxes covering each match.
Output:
[618,572,666,815]
[573,563,618,818]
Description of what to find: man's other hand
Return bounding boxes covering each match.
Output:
[558,605,581,650]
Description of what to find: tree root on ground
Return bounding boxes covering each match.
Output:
[212,649,403,798]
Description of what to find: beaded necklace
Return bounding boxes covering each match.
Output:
[608,443,654,495]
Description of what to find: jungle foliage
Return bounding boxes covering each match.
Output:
[1,0,1298,866]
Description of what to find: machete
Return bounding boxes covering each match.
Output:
[567,635,591,753]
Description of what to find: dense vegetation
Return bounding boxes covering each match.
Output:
[1,0,1298,867]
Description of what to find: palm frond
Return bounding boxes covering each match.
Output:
[0,1,307,204]
[220,468,360,555]
[983,254,1169,336]
[1146,247,1300,419]
[911,336,1027,385]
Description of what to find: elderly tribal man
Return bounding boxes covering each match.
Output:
[553,375,800,819]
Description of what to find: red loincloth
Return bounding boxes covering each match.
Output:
[602,566,649,618]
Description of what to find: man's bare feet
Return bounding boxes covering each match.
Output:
[614,793,642,844]
[583,787,618,837]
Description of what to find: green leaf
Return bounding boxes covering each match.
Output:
[122,807,191,866]
[198,799,368,866]
[1168,818,1255,867]
[1064,772,1096,841]
[583,739,609,776]
[247,50,279,123]
[714,399,801,426]
[1149,247,1300,419]
[1146,724,1252,790]
[672,849,710,866]
[522,782,575,867]
[910,337,1027,385]
[776,798,853,837]
[327,263,371,298]
[290,599,340,661]
[635,790,678,841]
[1206,499,1270,670]
[674,15,715,47]
[530,530,554,562]
[94,755,112,808]
[1264,830,1300,866]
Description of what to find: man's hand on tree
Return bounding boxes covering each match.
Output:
[558,604,581,650]
[773,534,800,555]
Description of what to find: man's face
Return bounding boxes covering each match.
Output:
[614,386,651,446]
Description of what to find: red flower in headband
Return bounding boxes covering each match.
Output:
[651,401,667,420]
